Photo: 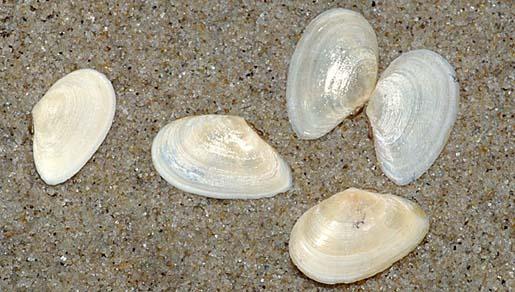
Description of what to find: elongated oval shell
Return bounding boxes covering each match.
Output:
[32,69,116,185]
[366,49,459,185]
[287,8,378,139]
[151,115,292,199]
[289,188,429,284]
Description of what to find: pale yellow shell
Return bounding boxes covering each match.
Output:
[152,115,292,199]
[289,188,429,284]
[32,69,116,185]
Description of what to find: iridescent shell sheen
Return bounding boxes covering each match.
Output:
[366,49,459,185]
[287,8,378,139]
[152,115,292,199]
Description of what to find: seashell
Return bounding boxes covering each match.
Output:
[151,115,292,199]
[289,188,429,284]
[366,49,459,185]
[32,69,116,185]
[287,8,378,139]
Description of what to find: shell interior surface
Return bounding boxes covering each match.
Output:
[289,188,429,284]
[287,8,378,139]
[366,49,459,185]
[32,69,116,185]
[151,115,292,199]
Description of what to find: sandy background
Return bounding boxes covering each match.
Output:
[0,1,513,290]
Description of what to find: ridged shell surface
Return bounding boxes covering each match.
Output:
[287,8,378,139]
[366,49,459,185]
[289,188,429,284]
[151,115,292,199]
[32,69,116,185]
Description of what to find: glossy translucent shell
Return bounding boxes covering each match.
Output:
[287,8,378,139]
[366,49,459,185]
[152,115,292,199]
[32,69,116,185]
[289,188,429,284]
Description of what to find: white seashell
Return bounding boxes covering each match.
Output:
[287,8,378,139]
[32,69,116,185]
[366,49,459,185]
[151,115,292,199]
[289,188,429,284]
